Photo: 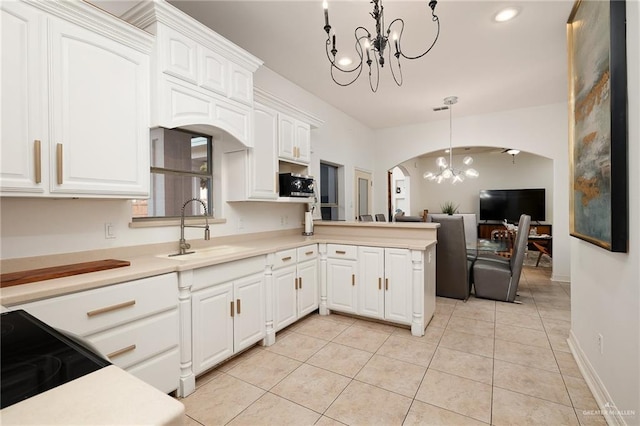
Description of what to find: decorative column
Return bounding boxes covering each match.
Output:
[318,243,329,315]
[262,253,276,346]
[177,269,195,397]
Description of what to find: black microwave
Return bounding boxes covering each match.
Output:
[279,173,314,197]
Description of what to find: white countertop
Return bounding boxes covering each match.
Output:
[0,365,184,425]
[1,227,437,306]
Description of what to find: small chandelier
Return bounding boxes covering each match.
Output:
[423,96,479,184]
[322,0,440,92]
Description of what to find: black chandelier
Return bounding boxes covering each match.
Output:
[322,0,440,92]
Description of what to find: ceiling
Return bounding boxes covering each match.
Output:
[93,0,574,130]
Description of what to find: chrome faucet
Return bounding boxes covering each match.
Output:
[178,198,210,255]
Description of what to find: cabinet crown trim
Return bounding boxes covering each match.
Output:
[24,0,153,53]
[254,88,324,129]
[122,0,262,73]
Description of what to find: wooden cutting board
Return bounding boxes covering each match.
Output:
[0,259,131,288]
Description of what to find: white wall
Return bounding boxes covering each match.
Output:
[397,151,554,221]
[372,103,570,281]
[570,2,640,421]
[0,66,375,259]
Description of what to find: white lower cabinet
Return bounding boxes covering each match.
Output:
[322,243,434,336]
[189,259,265,378]
[273,245,319,331]
[357,246,412,323]
[326,244,358,314]
[13,273,180,394]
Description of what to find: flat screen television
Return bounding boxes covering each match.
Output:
[479,188,545,222]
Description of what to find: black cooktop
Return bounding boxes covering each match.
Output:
[1,310,110,410]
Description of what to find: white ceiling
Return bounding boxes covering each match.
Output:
[94,0,575,130]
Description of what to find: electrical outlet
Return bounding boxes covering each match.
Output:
[237,217,244,230]
[284,215,289,225]
[597,333,604,354]
[104,222,116,239]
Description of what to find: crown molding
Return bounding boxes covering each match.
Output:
[254,87,324,129]
[24,0,152,53]
[122,0,262,73]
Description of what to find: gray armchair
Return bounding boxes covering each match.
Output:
[432,216,470,300]
[472,214,531,302]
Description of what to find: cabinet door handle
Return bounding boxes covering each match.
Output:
[237,299,241,314]
[107,344,136,359]
[299,277,303,289]
[352,274,355,286]
[282,256,292,262]
[378,277,382,290]
[87,300,135,317]
[385,278,389,291]
[34,140,41,184]
[56,143,63,185]
[336,250,346,255]
[295,277,299,290]
[230,301,235,317]
[305,251,314,256]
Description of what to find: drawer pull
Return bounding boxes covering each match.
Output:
[87,300,135,317]
[378,277,382,290]
[107,344,136,359]
[282,256,292,262]
[56,143,63,185]
[352,274,355,286]
[305,251,314,256]
[295,277,299,290]
[336,250,346,255]
[230,301,235,317]
[34,140,41,184]
[385,278,389,291]
[299,277,303,289]
[237,299,241,314]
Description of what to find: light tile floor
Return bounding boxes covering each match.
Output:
[180,264,606,426]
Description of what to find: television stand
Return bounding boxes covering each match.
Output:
[477,222,552,239]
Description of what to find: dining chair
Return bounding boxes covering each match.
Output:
[472,214,531,303]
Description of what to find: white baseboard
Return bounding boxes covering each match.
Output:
[551,273,570,283]
[568,330,630,425]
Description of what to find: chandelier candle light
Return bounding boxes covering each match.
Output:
[322,0,440,92]
[423,96,479,184]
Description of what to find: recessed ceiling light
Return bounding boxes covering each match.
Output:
[494,7,520,22]
[338,57,352,66]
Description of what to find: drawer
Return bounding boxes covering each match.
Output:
[297,244,318,261]
[16,273,178,337]
[327,244,357,260]
[88,309,179,370]
[273,248,297,269]
[126,347,180,394]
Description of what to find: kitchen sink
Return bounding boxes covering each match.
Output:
[158,245,247,260]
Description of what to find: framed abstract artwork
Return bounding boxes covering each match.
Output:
[567,0,628,252]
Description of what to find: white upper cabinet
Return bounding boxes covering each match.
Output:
[200,46,228,96]
[123,1,262,147]
[0,2,46,194]
[0,0,152,198]
[278,113,311,165]
[229,64,253,106]
[48,18,149,196]
[160,25,198,84]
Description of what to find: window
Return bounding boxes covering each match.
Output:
[320,162,340,220]
[132,128,213,219]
